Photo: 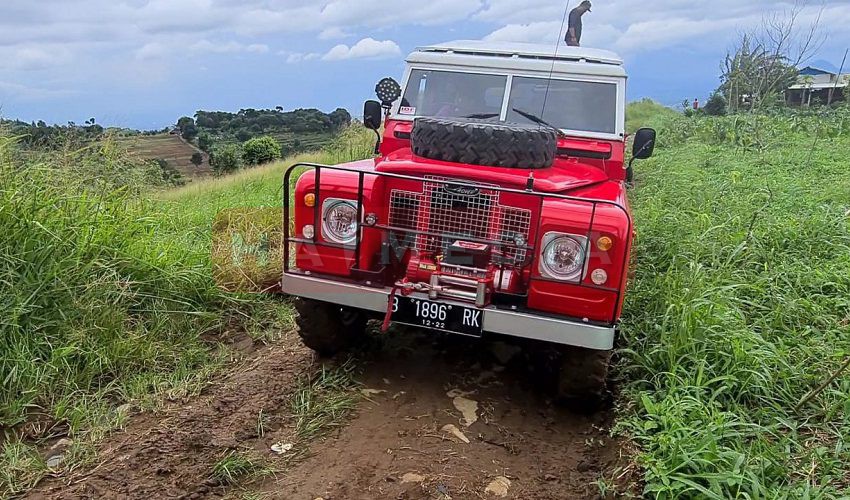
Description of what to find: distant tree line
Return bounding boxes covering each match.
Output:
[176,107,351,153]
[1,119,106,149]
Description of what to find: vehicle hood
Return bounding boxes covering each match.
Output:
[375,147,609,193]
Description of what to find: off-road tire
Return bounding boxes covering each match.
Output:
[557,346,612,412]
[411,117,557,169]
[294,299,368,357]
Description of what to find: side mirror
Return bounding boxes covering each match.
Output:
[632,127,657,160]
[363,100,383,130]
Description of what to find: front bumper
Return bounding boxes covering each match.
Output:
[282,273,615,350]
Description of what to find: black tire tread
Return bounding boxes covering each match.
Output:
[294,299,368,356]
[411,117,557,169]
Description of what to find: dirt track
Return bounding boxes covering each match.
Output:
[31,325,622,500]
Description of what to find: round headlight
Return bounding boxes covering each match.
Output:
[322,200,358,244]
[540,235,585,281]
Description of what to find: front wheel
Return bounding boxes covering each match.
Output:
[557,346,612,412]
[294,299,368,356]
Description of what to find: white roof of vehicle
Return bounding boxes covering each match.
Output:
[408,40,626,78]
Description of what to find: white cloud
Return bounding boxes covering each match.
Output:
[318,27,351,40]
[284,52,321,64]
[322,38,401,61]
[476,0,563,24]
[614,18,743,52]
[478,0,848,55]
[6,46,70,71]
[134,42,170,61]
[484,22,564,44]
[1,0,850,115]
[134,39,268,61]
[189,40,269,54]
[0,80,74,100]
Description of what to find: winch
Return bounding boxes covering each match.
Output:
[400,241,522,308]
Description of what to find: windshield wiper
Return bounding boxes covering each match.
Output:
[464,113,500,119]
[511,108,566,138]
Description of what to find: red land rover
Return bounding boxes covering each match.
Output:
[281,40,656,404]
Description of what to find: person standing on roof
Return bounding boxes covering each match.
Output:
[565,1,592,47]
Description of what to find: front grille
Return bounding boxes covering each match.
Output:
[389,178,531,262]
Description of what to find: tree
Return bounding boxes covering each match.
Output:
[210,144,242,176]
[720,2,823,112]
[704,92,728,116]
[181,124,198,142]
[329,108,352,131]
[190,152,204,168]
[151,158,185,186]
[242,136,282,166]
[235,129,253,142]
[176,116,198,141]
[197,132,213,152]
[177,116,195,129]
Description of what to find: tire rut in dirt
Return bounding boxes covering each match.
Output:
[29,335,315,500]
[411,117,558,169]
[557,346,613,414]
[249,330,624,499]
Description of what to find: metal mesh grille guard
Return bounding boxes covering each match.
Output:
[389,178,531,262]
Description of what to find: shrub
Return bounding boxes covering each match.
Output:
[150,158,185,187]
[704,92,728,116]
[242,136,282,166]
[210,144,242,175]
[197,133,212,152]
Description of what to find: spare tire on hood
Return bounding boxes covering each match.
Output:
[411,117,557,169]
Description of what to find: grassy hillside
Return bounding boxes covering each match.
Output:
[159,125,374,229]
[618,108,850,497]
[626,98,680,133]
[0,125,374,496]
[118,134,213,179]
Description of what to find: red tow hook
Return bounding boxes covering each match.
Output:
[381,285,400,333]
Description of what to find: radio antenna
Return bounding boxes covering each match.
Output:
[540,0,572,126]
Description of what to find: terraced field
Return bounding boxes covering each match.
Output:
[118,134,213,179]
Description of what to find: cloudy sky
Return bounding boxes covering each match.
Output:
[1,0,849,129]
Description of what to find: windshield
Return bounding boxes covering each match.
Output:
[507,77,617,134]
[399,69,619,135]
[401,69,507,119]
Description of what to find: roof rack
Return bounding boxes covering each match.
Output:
[415,41,623,67]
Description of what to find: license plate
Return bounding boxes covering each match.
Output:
[391,296,484,337]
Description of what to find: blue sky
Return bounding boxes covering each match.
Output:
[1,0,849,130]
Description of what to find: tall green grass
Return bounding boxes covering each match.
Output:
[626,99,680,134]
[619,109,850,498]
[0,123,375,495]
[0,134,234,495]
[157,124,375,257]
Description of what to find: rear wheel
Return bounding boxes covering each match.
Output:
[294,299,368,356]
[557,346,612,412]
